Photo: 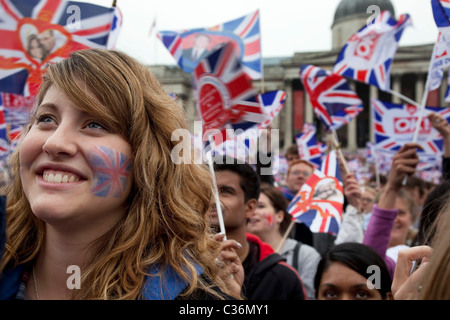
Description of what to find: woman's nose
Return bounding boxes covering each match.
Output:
[42,124,78,158]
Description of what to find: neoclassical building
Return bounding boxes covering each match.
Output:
[151,0,442,152]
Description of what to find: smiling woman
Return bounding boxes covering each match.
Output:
[0,48,236,300]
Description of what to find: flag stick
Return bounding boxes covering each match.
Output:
[206,135,227,240]
[331,130,350,175]
[276,220,295,253]
[402,59,432,185]
[386,88,421,109]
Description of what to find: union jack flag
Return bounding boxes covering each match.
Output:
[333,11,412,91]
[287,150,344,235]
[158,10,262,79]
[0,104,8,159]
[295,123,326,168]
[257,90,286,129]
[428,0,450,92]
[205,89,284,163]
[300,64,363,132]
[89,146,132,198]
[371,98,450,156]
[0,0,122,96]
[193,42,264,137]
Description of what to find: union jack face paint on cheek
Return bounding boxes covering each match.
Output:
[87,146,132,198]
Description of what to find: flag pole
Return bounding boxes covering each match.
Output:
[385,88,421,109]
[401,43,435,185]
[275,219,295,253]
[331,130,350,175]
[206,135,227,240]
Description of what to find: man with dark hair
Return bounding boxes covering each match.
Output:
[285,144,300,166]
[211,156,307,300]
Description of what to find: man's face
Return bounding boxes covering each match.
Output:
[285,162,313,194]
[39,30,55,52]
[286,154,300,166]
[210,170,253,231]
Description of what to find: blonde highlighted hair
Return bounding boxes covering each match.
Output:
[0,49,231,299]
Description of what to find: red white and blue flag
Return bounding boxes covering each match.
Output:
[371,98,450,156]
[300,64,363,132]
[295,123,326,168]
[287,150,344,235]
[0,0,122,96]
[257,90,286,129]
[0,92,35,158]
[158,10,262,79]
[333,11,412,91]
[203,89,284,163]
[193,42,264,139]
[0,103,8,159]
[427,0,450,92]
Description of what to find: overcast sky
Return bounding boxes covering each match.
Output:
[79,0,438,66]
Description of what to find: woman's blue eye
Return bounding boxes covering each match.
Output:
[87,122,104,130]
[36,114,54,123]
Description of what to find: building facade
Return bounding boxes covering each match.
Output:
[151,0,444,153]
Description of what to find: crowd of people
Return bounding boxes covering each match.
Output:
[0,48,448,300]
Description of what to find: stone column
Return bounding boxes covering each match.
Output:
[305,90,314,124]
[415,73,424,104]
[392,75,401,104]
[284,80,293,146]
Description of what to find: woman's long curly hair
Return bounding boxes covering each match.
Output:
[0,48,230,299]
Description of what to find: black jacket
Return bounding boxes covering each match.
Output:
[242,233,307,300]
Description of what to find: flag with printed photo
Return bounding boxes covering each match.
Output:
[0,0,122,96]
[287,150,344,235]
[333,10,411,91]
[300,64,363,132]
[371,98,450,155]
[157,10,262,79]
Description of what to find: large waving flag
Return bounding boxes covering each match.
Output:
[427,0,450,92]
[206,89,285,162]
[333,11,412,91]
[295,123,326,168]
[287,150,344,235]
[0,0,122,96]
[371,98,450,156]
[300,64,363,132]
[193,42,265,138]
[158,10,262,79]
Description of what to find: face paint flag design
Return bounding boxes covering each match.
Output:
[88,146,132,198]
[300,64,363,132]
[371,98,450,156]
[333,10,412,91]
[158,9,262,79]
[287,150,344,235]
[0,0,122,96]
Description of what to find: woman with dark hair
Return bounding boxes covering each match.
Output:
[314,242,393,300]
[247,184,321,300]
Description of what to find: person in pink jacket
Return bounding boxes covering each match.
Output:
[363,143,423,279]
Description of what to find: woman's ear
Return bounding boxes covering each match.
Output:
[275,210,285,224]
